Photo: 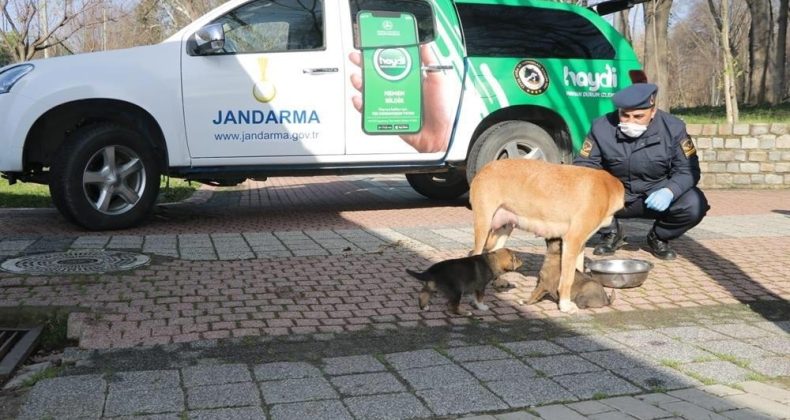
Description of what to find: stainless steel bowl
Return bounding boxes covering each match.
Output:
[587,259,654,288]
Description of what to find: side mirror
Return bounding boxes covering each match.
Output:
[190,23,226,55]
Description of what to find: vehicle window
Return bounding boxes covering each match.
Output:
[456,4,615,59]
[348,0,434,47]
[212,0,324,53]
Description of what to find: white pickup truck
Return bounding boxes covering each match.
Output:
[0,0,643,230]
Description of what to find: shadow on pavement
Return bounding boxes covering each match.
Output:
[2,181,789,419]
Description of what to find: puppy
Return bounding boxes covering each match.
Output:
[469,159,624,314]
[406,248,523,316]
[527,238,615,309]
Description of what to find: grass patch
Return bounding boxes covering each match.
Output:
[746,372,770,382]
[159,177,199,203]
[674,103,790,124]
[0,307,76,352]
[0,179,52,208]
[372,353,388,365]
[432,346,450,357]
[21,365,64,388]
[713,353,750,369]
[0,176,198,208]
[240,335,258,346]
[660,359,682,369]
[592,392,609,400]
[686,371,717,386]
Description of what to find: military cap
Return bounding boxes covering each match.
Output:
[612,83,658,110]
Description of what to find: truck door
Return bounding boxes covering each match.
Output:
[181,0,344,160]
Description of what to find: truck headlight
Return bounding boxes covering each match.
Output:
[0,64,34,94]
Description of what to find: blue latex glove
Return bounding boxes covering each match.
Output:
[645,188,674,212]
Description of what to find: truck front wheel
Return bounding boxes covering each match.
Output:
[466,120,561,184]
[49,123,161,230]
[406,171,469,200]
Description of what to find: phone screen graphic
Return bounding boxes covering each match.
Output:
[357,10,422,135]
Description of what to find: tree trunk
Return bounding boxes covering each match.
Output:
[746,0,772,104]
[615,10,632,42]
[774,0,788,102]
[643,0,673,110]
[39,0,49,58]
[721,0,740,122]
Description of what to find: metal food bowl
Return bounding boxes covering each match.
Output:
[587,259,654,289]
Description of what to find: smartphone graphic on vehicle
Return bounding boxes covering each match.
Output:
[357,10,422,135]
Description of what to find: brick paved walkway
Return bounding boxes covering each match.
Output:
[1,177,788,419]
[12,306,790,419]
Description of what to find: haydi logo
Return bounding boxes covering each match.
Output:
[564,65,618,92]
[373,48,412,81]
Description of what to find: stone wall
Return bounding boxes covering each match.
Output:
[687,123,790,188]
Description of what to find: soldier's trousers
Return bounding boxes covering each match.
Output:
[600,187,710,241]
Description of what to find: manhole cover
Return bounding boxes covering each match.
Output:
[1,250,150,275]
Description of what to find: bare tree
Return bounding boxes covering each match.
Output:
[708,0,739,122]
[774,0,788,102]
[614,10,632,42]
[158,0,214,32]
[668,3,721,107]
[0,0,103,62]
[643,0,673,110]
[745,0,773,104]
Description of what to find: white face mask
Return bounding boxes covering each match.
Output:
[618,122,648,138]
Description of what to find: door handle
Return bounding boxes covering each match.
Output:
[422,64,453,73]
[303,67,339,74]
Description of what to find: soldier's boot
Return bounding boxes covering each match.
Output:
[646,228,677,260]
[593,219,625,256]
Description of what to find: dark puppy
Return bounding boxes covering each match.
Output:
[406,248,523,316]
[527,238,615,309]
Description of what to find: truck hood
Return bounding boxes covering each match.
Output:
[11,41,181,77]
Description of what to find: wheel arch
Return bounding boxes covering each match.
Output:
[23,99,169,178]
[467,105,574,164]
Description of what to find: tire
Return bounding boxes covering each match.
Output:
[406,171,469,200]
[49,123,161,230]
[466,120,561,184]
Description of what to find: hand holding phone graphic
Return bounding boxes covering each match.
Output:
[357,10,422,135]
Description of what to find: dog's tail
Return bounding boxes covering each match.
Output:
[406,269,432,282]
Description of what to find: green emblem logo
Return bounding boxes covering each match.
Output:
[373,48,412,81]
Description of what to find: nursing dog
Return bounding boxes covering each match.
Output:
[527,238,615,309]
[406,248,523,316]
[469,159,624,314]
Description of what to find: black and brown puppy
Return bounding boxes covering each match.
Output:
[527,238,615,309]
[406,248,523,316]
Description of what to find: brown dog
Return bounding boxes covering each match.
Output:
[527,238,615,309]
[406,248,523,316]
[469,159,624,314]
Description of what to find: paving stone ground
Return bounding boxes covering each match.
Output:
[0,176,788,419]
